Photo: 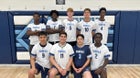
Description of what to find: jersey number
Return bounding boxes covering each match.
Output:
[95,53,98,59]
[100,27,103,30]
[60,53,64,58]
[42,53,45,58]
[85,27,89,32]
[79,54,81,59]
[69,26,72,30]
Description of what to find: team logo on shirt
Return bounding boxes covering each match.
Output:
[93,50,101,53]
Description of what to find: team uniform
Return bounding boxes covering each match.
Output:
[77,20,96,45]
[95,19,111,44]
[89,43,110,78]
[46,20,63,44]
[73,45,92,78]
[63,19,78,46]
[49,43,74,78]
[31,43,52,78]
[27,23,46,53]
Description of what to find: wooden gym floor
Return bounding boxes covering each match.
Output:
[0,64,140,78]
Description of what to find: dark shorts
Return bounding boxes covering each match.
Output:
[91,70,99,78]
[51,66,69,78]
[73,67,90,78]
[35,63,49,78]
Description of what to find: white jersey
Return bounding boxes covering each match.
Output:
[63,19,78,42]
[50,43,74,69]
[90,44,110,70]
[46,20,63,42]
[31,43,52,68]
[78,20,96,45]
[27,23,46,45]
[95,19,111,44]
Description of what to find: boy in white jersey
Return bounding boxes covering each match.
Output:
[46,10,64,45]
[95,7,111,44]
[49,31,74,78]
[26,12,46,54]
[77,8,96,45]
[90,33,110,78]
[28,31,52,78]
[63,8,78,46]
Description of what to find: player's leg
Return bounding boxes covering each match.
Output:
[82,67,92,78]
[91,70,99,78]
[28,63,41,78]
[49,67,59,78]
[100,68,107,78]
[83,71,92,78]
[41,68,49,78]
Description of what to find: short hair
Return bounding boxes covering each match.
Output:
[84,8,91,13]
[38,31,47,36]
[76,34,84,39]
[59,31,67,37]
[67,8,74,12]
[33,12,40,17]
[94,33,103,39]
[99,7,106,13]
[50,10,59,17]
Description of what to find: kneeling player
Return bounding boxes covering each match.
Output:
[72,34,92,78]
[90,33,110,78]
[28,31,52,78]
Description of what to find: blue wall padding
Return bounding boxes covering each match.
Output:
[0,12,13,63]
[117,11,138,64]
[133,12,140,64]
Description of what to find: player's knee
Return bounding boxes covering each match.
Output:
[83,71,92,78]
[49,69,57,77]
[28,70,35,76]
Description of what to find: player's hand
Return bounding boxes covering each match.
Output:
[73,67,79,73]
[31,68,37,74]
[94,66,104,74]
[58,67,63,74]
[77,68,83,73]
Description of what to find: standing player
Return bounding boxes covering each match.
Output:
[46,10,64,45]
[90,33,110,78]
[26,12,46,54]
[95,7,111,45]
[72,34,92,78]
[63,8,78,46]
[49,31,74,78]
[28,31,52,78]
[77,8,96,45]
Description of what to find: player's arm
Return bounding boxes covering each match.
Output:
[81,49,92,70]
[30,56,36,69]
[92,31,95,37]
[26,29,39,36]
[72,61,76,70]
[76,23,81,35]
[81,58,91,70]
[49,55,63,72]
[66,57,73,71]
[53,24,64,33]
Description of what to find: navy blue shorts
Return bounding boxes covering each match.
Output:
[91,70,99,78]
[51,66,69,78]
[73,67,90,78]
[35,63,49,78]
